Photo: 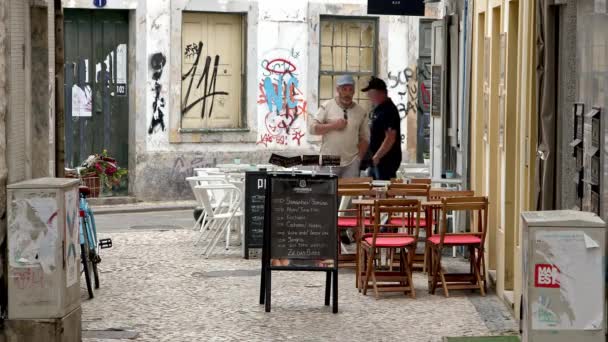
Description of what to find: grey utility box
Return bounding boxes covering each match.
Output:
[521,210,606,342]
[7,178,81,319]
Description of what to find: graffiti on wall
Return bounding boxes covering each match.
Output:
[388,63,432,145]
[12,267,45,290]
[148,52,167,135]
[388,67,411,118]
[181,41,229,120]
[388,64,431,117]
[170,156,207,182]
[256,56,307,147]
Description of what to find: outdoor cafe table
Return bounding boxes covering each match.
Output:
[351,198,441,288]
[430,178,463,190]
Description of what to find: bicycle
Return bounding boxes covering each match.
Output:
[66,168,112,299]
[79,185,113,298]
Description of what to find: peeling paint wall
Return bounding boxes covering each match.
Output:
[62,0,425,200]
[386,15,420,162]
[7,0,55,183]
[1,0,10,285]
[31,6,51,179]
[7,0,28,184]
[145,0,170,150]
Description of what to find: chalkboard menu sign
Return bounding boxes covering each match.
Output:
[302,155,320,166]
[431,64,442,117]
[268,154,302,168]
[260,172,339,313]
[269,177,337,265]
[244,171,267,258]
[321,155,341,167]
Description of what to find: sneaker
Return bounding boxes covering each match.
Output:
[340,230,351,244]
[346,228,356,244]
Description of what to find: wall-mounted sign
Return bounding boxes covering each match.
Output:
[93,0,107,8]
[431,65,442,117]
[367,0,425,16]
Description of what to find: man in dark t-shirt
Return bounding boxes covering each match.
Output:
[362,76,402,180]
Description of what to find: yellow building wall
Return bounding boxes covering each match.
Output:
[470,0,537,319]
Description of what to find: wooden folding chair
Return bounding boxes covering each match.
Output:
[425,190,476,273]
[338,177,373,185]
[336,188,376,268]
[428,196,488,297]
[428,189,475,200]
[388,183,430,191]
[337,180,372,227]
[359,199,421,299]
[410,178,432,185]
[385,186,430,271]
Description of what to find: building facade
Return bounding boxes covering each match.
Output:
[470,0,607,320]
[59,0,445,201]
[552,0,608,221]
[2,0,59,318]
[469,0,537,318]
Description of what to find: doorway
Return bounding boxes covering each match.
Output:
[63,10,129,194]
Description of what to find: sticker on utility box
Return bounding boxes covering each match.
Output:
[531,230,604,330]
[534,264,560,288]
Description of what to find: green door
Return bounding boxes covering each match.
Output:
[63,10,129,194]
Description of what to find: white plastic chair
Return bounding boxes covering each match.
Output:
[187,175,229,230]
[194,168,223,177]
[193,184,243,257]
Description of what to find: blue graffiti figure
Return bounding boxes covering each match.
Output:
[263,74,299,112]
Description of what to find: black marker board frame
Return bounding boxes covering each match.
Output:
[244,170,267,259]
[259,172,339,313]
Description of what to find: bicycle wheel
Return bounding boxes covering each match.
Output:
[83,214,100,289]
[81,242,94,299]
[91,252,100,289]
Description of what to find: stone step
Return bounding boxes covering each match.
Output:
[88,196,138,206]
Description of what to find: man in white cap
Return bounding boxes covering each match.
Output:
[310,75,369,177]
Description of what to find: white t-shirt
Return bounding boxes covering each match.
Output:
[311,98,370,166]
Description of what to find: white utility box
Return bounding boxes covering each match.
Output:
[521,210,606,342]
[7,178,81,319]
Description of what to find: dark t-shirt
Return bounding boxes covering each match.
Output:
[369,98,402,170]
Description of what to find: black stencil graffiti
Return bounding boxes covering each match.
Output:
[148,52,166,135]
[184,43,199,59]
[388,63,432,121]
[181,41,229,119]
[387,68,413,89]
[388,68,416,120]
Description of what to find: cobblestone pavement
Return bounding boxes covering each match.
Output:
[81,212,517,342]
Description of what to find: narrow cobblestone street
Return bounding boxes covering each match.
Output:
[81,210,517,342]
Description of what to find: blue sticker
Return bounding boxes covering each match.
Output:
[93,0,107,8]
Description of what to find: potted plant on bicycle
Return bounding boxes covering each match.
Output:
[79,149,128,197]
